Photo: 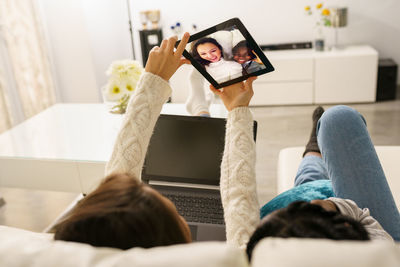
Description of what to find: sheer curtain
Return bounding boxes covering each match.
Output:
[0,69,12,132]
[0,0,56,133]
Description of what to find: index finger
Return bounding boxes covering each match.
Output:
[175,32,190,57]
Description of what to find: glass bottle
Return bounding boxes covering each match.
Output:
[314,25,325,51]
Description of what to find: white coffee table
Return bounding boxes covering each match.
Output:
[0,103,227,194]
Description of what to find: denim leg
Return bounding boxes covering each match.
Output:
[317,105,400,241]
[294,155,329,187]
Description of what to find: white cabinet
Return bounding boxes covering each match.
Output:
[169,45,378,106]
[252,82,313,106]
[314,46,378,103]
[252,52,314,105]
[252,45,378,106]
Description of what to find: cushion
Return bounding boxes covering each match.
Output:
[260,179,334,218]
[252,238,400,267]
[1,226,399,266]
[0,225,248,267]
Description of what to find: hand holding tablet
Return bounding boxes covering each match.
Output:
[176,18,274,89]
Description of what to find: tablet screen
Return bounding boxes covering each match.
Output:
[179,18,274,89]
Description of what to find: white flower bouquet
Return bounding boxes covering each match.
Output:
[102,60,143,114]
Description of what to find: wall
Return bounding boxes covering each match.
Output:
[40,0,400,103]
[38,0,102,103]
[81,0,132,92]
[129,0,400,64]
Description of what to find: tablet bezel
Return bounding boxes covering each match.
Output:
[178,17,274,89]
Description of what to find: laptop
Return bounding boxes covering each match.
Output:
[142,114,257,241]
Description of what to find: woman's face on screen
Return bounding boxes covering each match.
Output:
[197,43,222,63]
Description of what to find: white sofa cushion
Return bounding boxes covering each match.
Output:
[1,225,399,267]
[0,225,248,267]
[277,146,400,209]
[252,238,400,267]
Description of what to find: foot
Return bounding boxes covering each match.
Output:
[303,106,325,157]
[312,106,325,124]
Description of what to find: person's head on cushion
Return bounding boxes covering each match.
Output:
[54,173,192,250]
[246,200,370,261]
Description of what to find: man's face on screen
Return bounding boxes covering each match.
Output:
[196,42,222,63]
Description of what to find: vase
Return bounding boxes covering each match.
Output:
[314,26,325,52]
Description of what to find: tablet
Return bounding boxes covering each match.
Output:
[178,18,274,89]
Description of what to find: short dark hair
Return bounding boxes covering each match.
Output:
[232,40,256,60]
[191,37,224,66]
[54,173,189,249]
[246,201,370,261]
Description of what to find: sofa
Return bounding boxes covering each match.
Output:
[0,146,399,266]
[0,225,399,267]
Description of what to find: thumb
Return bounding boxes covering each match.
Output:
[245,76,257,88]
[178,58,191,68]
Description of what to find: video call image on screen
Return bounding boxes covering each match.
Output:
[187,25,266,84]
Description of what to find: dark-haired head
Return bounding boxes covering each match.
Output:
[232,40,256,62]
[191,37,224,66]
[54,173,191,249]
[246,201,370,261]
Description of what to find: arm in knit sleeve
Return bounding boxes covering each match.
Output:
[328,197,394,242]
[185,67,209,115]
[105,72,171,180]
[221,107,260,249]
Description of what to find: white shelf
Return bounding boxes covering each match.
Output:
[252,45,378,106]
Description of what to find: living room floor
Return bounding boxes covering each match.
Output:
[250,99,400,206]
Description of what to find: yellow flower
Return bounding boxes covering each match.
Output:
[305,6,311,11]
[316,3,323,9]
[104,59,143,105]
[322,8,330,16]
[126,84,133,92]
[103,80,124,101]
[112,85,120,94]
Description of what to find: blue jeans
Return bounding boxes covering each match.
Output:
[294,105,400,241]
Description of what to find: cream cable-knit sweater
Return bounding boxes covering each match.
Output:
[104,71,259,248]
[105,72,392,250]
[105,72,171,179]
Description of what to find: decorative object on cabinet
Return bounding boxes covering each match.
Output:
[261,42,312,51]
[139,9,161,30]
[304,3,332,51]
[330,7,348,49]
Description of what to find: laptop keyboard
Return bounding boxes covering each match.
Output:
[164,193,225,225]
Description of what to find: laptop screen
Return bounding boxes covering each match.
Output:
[142,115,226,185]
[142,114,257,186]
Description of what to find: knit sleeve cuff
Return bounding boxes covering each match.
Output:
[227,106,253,120]
[135,71,172,101]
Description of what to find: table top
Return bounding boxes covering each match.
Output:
[0,103,227,162]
